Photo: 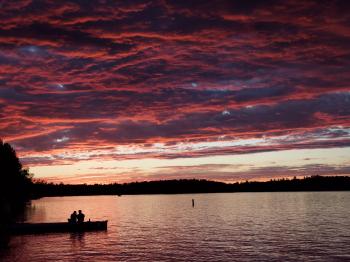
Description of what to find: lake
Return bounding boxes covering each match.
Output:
[1,192,349,261]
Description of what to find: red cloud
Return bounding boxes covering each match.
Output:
[0,0,349,182]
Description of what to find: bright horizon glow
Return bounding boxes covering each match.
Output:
[29,147,350,184]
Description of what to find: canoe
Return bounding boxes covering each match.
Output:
[10,220,108,235]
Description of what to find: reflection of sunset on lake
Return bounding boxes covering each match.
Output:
[3,193,350,261]
[1,0,350,183]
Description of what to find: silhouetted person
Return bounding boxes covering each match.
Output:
[69,211,77,223]
[77,210,85,223]
[192,199,195,207]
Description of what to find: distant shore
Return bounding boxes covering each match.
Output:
[31,176,350,198]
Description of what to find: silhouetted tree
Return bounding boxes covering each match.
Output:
[0,139,32,248]
[0,140,33,247]
[0,139,32,199]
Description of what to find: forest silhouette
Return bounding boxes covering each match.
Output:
[0,140,32,199]
[0,140,32,247]
[32,175,350,197]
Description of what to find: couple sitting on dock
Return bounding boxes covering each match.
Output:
[68,210,85,224]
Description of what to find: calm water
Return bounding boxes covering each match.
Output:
[1,192,350,262]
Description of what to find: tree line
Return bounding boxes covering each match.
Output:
[32,175,350,197]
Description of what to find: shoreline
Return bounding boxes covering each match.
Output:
[30,176,350,199]
[31,189,350,199]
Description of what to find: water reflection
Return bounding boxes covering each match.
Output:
[1,192,349,262]
[70,232,85,248]
[18,202,47,223]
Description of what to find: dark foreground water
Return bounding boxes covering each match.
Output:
[1,192,349,262]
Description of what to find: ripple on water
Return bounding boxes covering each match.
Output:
[1,192,349,262]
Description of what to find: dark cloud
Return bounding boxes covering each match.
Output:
[2,90,350,152]
[0,0,349,181]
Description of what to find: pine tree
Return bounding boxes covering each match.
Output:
[0,140,32,199]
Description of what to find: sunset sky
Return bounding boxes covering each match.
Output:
[1,0,350,184]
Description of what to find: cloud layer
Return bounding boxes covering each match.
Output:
[0,0,349,182]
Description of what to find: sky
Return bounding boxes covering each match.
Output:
[0,0,350,184]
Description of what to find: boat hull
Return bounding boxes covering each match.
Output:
[10,221,108,235]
